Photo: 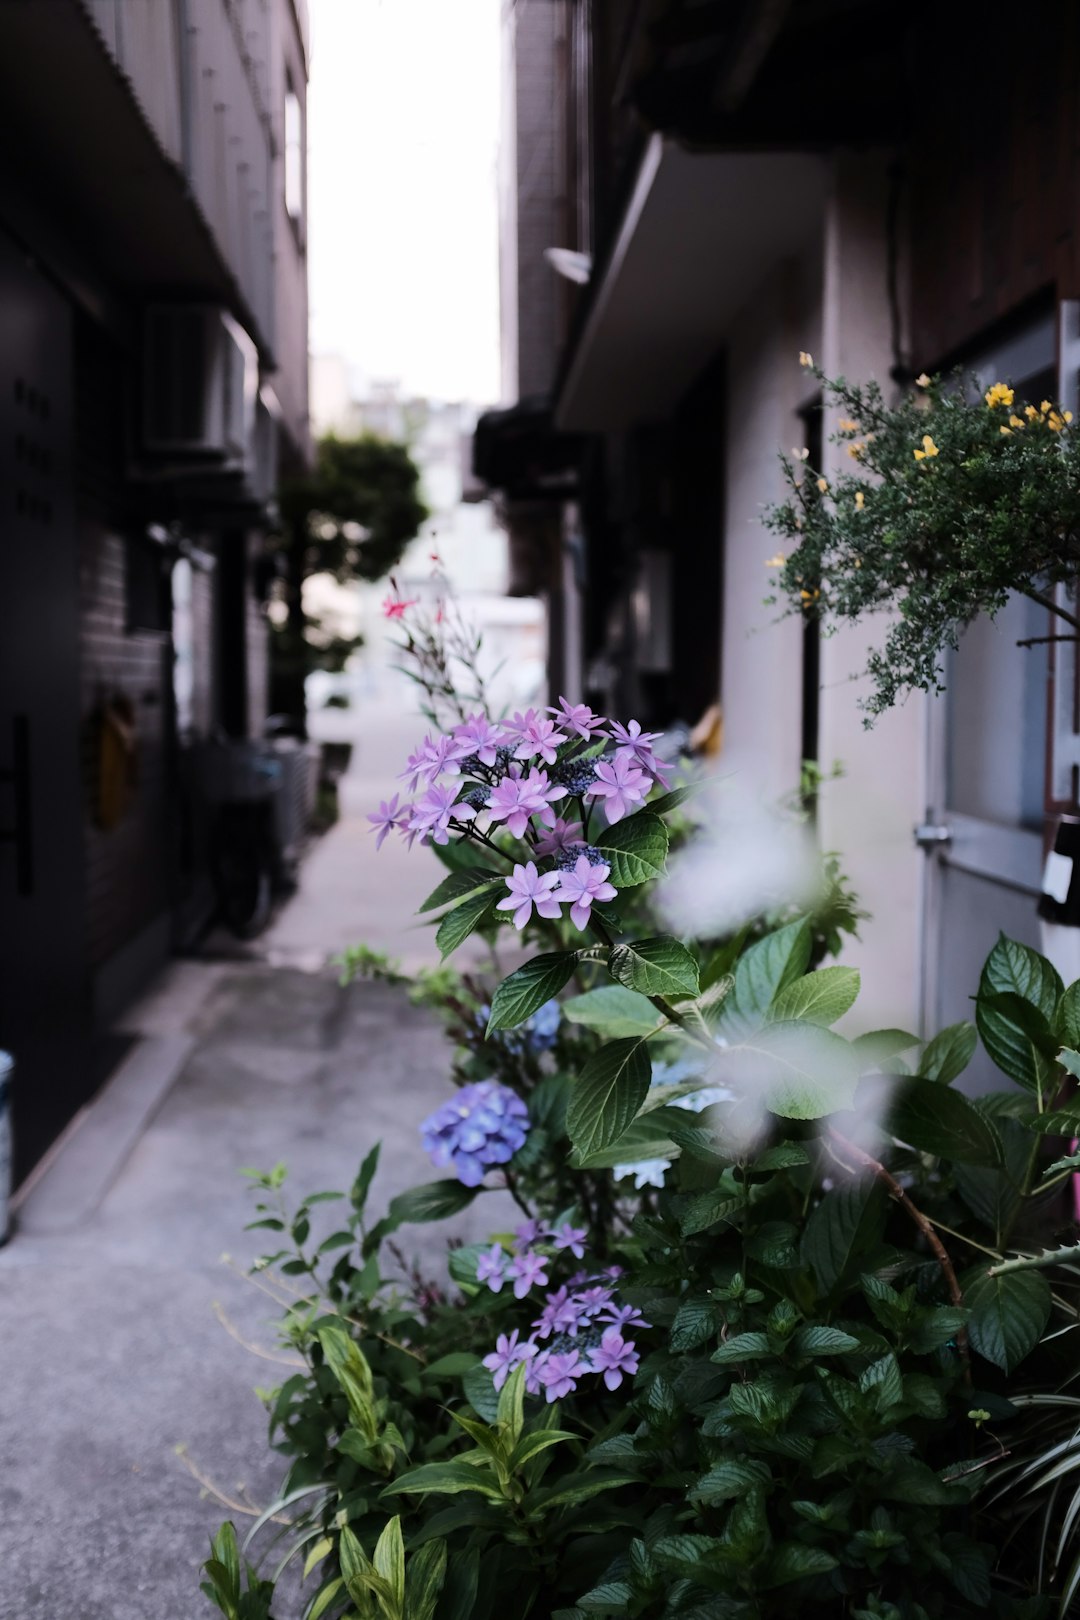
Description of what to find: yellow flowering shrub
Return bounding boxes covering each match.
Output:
[764,362,1080,719]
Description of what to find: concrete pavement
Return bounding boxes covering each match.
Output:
[0,682,514,1619]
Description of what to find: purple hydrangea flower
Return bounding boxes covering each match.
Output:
[608,720,670,785]
[496,862,564,930]
[512,711,568,766]
[487,767,567,838]
[476,1244,508,1292]
[551,697,607,740]
[410,782,474,846]
[453,713,504,767]
[539,1349,587,1402]
[552,1222,587,1259]
[575,1284,614,1319]
[367,794,405,850]
[599,1301,651,1331]
[533,816,585,858]
[556,855,617,929]
[513,1218,549,1249]
[589,1328,639,1391]
[533,1286,584,1340]
[482,1329,537,1391]
[587,753,650,823]
[420,1080,529,1186]
[525,1349,550,1395]
[508,1249,549,1299]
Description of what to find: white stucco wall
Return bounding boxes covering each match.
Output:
[720,254,821,802]
[816,152,926,1033]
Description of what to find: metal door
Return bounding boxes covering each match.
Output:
[919,310,1059,1054]
[0,230,90,1182]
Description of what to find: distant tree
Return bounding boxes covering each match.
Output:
[272,433,428,734]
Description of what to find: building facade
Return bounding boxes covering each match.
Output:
[0,0,310,1182]
[478,0,1078,1047]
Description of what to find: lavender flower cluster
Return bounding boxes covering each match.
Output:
[367,700,672,935]
[419,1080,529,1187]
[477,1219,648,1403]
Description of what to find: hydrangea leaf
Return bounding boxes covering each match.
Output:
[917,1020,977,1083]
[486,952,580,1033]
[591,811,669,886]
[568,1104,683,1169]
[722,1021,859,1119]
[418,866,499,914]
[962,1265,1052,1372]
[566,1038,652,1157]
[435,881,504,959]
[859,1074,1003,1166]
[716,919,812,1037]
[608,936,700,998]
[562,984,663,1038]
[766,966,860,1027]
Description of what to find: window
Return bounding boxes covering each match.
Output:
[284,78,304,226]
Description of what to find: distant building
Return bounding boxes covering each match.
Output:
[477,0,1077,1040]
[0,0,311,1182]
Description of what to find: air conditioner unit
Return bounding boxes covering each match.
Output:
[142,305,258,465]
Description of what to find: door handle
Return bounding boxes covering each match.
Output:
[0,715,33,895]
[914,818,952,852]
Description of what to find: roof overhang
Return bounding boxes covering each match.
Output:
[555,135,828,432]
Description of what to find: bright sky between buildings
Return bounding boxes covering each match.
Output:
[307,0,502,406]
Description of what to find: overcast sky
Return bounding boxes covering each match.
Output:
[307,0,502,406]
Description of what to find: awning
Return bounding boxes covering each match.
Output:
[555,134,827,432]
[472,399,580,502]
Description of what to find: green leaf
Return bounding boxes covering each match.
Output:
[486,952,579,1033]
[689,1458,771,1505]
[528,1470,638,1513]
[403,1540,447,1620]
[860,1074,1003,1166]
[349,1143,380,1213]
[963,1266,1052,1372]
[418,867,497,913]
[767,967,860,1027]
[318,1325,377,1437]
[859,1352,904,1410]
[562,984,663,1038]
[435,882,504,958]
[711,1331,772,1365]
[1031,1105,1080,1134]
[1057,982,1080,1047]
[718,918,812,1037]
[679,1188,741,1237]
[569,1105,682,1170]
[372,1517,405,1612]
[305,1577,344,1620]
[724,1022,860,1119]
[792,1325,860,1356]
[385,1179,478,1228]
[753,1141,809,1171]
[756,1544,838,1588]
[381,1461,504,1501]
[462,1364,500,1422]
[918,1021,977,1083]
[566,1039,652,1156]
[801,1180,886,1294]
[669,1296,720,1350]
[509,1429,577,1471]
[852,1027,920,1069]
[608,936,700,998]
[497,1360,526,1444]
[647,781,705,817]
[1060,1047,1080,1080]
[977,935,1062,1094]
[591,811,669,886]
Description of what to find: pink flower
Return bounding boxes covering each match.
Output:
[513,712,568,766]
[533,817,585,858]
[382,592,417,619]
[367,795,405,851]
[587,753,650,823]
[589,1328,639,1391]
[551,697,607,740]
[496,862,564,930]
[555,855,617,929]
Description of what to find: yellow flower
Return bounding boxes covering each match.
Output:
[1049,412,1064,432]
[854,491,865,510]
[1009,415,1025,429]
[915,372,931,388]
[1041,400,1052,414]
[1025,404,1039,419]
[816,477,828,493]
[799,350,814,368]
[1000,425,1013,435]
[765,553,785,568]
[1066,411,1074,424]
[985,382,1014,408]
[838,417,859,433]
[800,587,820,604]
[913,434,939,461]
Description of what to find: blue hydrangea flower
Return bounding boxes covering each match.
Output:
[420,1079,530,1187]
[524,998,561,1050]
